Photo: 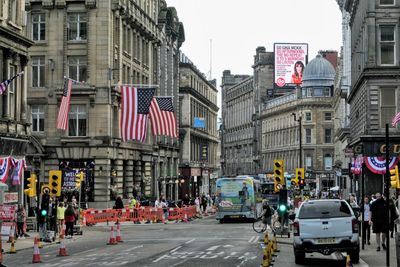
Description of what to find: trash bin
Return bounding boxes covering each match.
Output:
[395,232,400,267]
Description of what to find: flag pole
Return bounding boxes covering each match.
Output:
[63,76,85,85]
[114,84,159,88]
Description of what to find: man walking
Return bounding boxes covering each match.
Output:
[369,193,388,251]
[361,196,371,245]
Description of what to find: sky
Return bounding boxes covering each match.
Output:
[165,0,343,113]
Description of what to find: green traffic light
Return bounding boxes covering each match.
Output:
[278,204,287,213]
[41,209,47,216]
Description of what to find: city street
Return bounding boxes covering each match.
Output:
[1,215,380,267]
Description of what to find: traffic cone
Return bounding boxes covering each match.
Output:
[183,213,188,223]
[7,225,15,243]
[32,237,42,263]
[264,232,269,244]
[115,223,123,242]
[107,226,117,245]
[262,246,270,267]
[10,239,16,254]
[272,235,280,253]
[346,255,353,267]
[57,233,68,257]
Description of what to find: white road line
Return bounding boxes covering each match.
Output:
[170,245,182,252]
[252,236,260,243]
[185,238,196,244]
[206,245,220,251]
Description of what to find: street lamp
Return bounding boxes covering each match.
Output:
[292,112,302,168]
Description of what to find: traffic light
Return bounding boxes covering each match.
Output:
[273,160,284,192]
[291,175,299,187]
[24,173,37,197]
[49,170,62,197]
[40,190,50,219]
[390,166,400,188]
[278,189,288,214]
[75,171,84,189]
[296,168,305,189]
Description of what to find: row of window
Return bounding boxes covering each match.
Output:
[31,56,87,87]
[31,105,86,137]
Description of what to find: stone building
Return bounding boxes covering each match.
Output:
[179,53,219,197]
[344,0,400,195]
[0,0,35,204]
[220,47,273,178]
[261,54,337,191]
[25,0,184,207]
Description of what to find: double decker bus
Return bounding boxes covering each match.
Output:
[215,176,262,223]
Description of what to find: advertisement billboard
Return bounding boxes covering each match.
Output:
[274,43,308,88]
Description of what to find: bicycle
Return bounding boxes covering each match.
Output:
[252,211,280,233]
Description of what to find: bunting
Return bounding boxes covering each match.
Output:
[0,157,11,183]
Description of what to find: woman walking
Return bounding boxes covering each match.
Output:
[64,204,76,238]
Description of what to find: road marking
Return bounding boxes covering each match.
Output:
[170,245,182,252]
[185,238,196,244]
[207,245,220,251]
[248,236,259,243]
[248,236,255,243]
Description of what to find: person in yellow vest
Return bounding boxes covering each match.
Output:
[57,202,66,235]
[128,196,137,209]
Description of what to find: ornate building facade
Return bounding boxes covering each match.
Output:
[0,0,35,204]
[179,53,219,197]
[25,0,184,207]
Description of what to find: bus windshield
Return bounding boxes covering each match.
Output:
[216,177,255,212]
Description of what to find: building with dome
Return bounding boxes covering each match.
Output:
[260,52,338,191]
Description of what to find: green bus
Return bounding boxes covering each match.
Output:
[215,176,262,223]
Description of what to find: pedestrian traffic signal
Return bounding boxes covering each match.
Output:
[49,170,62,197]
[274,160,284,192]
[296,168,305,189]
[24,173,37,197]
[390,165,400,189]
[75,171,84,189]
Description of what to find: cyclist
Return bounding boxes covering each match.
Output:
[261,199,272,230]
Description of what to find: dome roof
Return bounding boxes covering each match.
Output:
[301,54,336,87]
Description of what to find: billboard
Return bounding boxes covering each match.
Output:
[274,43,308,88]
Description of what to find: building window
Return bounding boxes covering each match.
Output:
[68,105,87,137]
[31,105,44,132]
[379,25,395,65]
[305,128,311,144]
[325,128,332,143]
[68,57,87,82]
[305,112,312,121]
[324,154,333,170]
[32,13,46,41]
[324,112,332,121]
[380,0,394,5]
[305,155,312,169]
[9,0,18,23]
[381,88,396,128]
[31,56,45,87]
[8,66,16,118]
[67,13,87,41]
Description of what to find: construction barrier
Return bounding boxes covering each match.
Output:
[83,205,199,225]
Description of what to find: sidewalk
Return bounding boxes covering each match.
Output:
[359,233,398,267]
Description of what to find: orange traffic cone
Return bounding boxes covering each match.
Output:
[107,226,117,245]
[183,213,188,223]
[7,224,15,243]
[32,237,42,263]
[115,223,123,242]
[57,233,68,257]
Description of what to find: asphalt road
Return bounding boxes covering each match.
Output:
[2,216,368,266]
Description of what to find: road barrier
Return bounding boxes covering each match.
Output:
[82,205,198,226]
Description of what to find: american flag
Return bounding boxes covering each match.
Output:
[56,78,73,130]
[0,71,24,95]
[120,86,155,142]
[392,111,400,127]
[149,97,178,138]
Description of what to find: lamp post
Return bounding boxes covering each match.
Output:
[292,113,302,168]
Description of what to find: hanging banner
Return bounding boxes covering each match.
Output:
[62,170,76,191]
[0,157,11,183]
[364,156,398,174]
[351,156,363,175]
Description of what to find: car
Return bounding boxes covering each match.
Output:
[292,199,360,264]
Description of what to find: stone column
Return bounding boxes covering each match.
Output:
[114,159,123,198]
[143,161,152,197]
[20,56,28,122]
[2,50,11,119]
[126,160,134,197]
[134,161,142,196]
[94,158,111,208]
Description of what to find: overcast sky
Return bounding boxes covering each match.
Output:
[165,0,343,112]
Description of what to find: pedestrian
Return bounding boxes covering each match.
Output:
[48,197,57,232]
[128,196,137,209]
[201,193,207,214]
[183,194,190,206]
[195,195,201,215]
[389,196,399,238]
[64,204,76,238]
[360,196,371,245]
[369,192,388,251]
[161,198,169,223]
[15,204,25,239]
[57,202,66,235]
[113,196,124,209]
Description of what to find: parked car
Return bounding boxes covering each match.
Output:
[292,199,360,264]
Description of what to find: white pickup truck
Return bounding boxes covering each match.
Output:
[292,199,360,264]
